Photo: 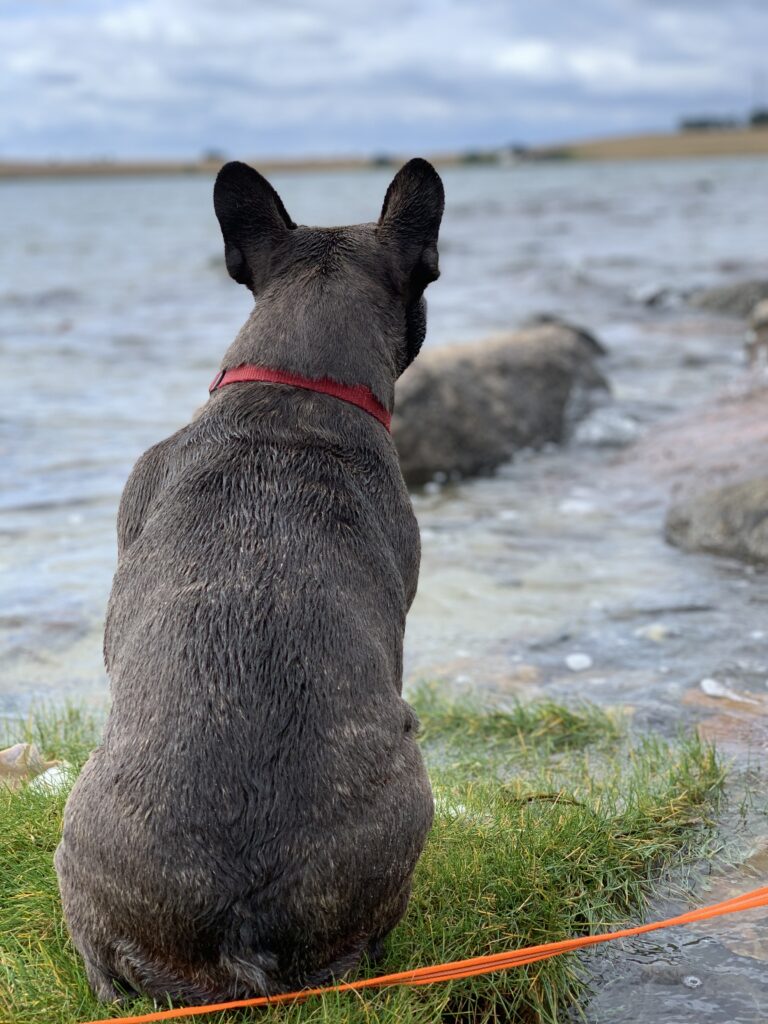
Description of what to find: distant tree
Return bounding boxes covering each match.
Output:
[749,108,768,126]
[201,148,227,163]
[459,149,499,165]
[679,116,739,132]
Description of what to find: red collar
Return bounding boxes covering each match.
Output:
[208,365,391,431]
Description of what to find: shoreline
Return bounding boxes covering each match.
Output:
[3,126,768,180]
[539,125,768,161]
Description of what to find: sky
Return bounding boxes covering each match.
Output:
[1,0,767,160]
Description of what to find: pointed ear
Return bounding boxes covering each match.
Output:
[378,158,444,293]
[213,161,296,292]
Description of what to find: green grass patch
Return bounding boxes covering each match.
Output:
[0,694,724,1024]
[410,682,621,758]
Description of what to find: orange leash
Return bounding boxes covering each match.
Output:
[83,885,768,1023]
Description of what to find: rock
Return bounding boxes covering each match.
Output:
[699,678,759,704]
[0,743,61,791]
[634,622,678,643]
[520,314,607,355]
[620,386,768,566]
[746,299,768,367]
[665,477,768,566]
[689,279,768,319]
[750,300,768,331]
[393,324,608,485]
[565,652,593,672]
[625,388,768,499]
[573,406,641,448]
[29,763,74,793]
[633,284,688,309]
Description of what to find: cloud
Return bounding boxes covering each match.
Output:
[1,0,766,158]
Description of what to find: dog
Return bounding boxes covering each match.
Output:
[55,158,444,1003]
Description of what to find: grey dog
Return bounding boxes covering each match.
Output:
[55,158,444,1004]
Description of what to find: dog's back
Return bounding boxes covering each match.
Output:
[56,159,444,1003]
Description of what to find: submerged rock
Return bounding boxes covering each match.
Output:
[573,406,641,448]
[393,323,608,485]
[632,283,688,309]
[689,279,768,319]
[665,477,768,566]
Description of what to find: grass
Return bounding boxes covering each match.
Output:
[0,692,725,1024]
[409,684,620,756]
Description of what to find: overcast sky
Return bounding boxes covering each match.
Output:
[2,0,766,159]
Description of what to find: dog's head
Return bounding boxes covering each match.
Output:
[213,159,444,393]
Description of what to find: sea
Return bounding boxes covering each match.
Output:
[2,155,768,1022]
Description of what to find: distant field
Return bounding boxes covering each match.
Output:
[2,127,768,179]
[538,126,768,161]
[0,156,372,179]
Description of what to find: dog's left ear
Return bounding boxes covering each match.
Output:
[214,161,296,292]
[377,158,444,295]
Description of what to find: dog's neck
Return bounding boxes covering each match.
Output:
[208,364,392,430]
[219,287,403,411]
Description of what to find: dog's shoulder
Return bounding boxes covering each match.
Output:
[116,425,194,555]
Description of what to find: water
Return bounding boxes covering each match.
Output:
[2,158,768,1020]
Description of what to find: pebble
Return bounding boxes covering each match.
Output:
[565,652,593,672]
[699,678,759,705]
[509,663,540,685]
[572,406,641,448]
[28,763,73,793]
[558,498,595,516]
[634,622,677,643]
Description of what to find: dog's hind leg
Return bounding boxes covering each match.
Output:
[110,942,281,1005]
[365,885,412,966]
[82,952,131,1004]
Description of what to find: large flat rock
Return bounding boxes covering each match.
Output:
[624,387,768,498]
[617,384,768,567]
[392,324,608,485]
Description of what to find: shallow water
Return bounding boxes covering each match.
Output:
[2,158,768,1020]
[2,157,767,708]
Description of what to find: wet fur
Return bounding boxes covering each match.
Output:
[55,160,444,1003]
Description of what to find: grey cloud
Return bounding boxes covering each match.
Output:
[0,0,766,158]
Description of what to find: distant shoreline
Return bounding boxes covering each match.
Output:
[537,125,768,161]
[0,156,378,180]
[2,126,768,179]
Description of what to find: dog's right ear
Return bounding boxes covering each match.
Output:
[213,161,296,292]
[377,158,444,295]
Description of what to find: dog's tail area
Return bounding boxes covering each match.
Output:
[111,940,282,1005]
[108,936,372,1006]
